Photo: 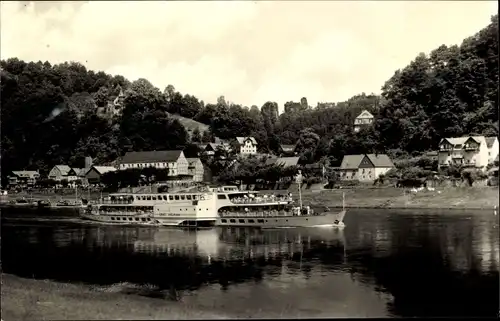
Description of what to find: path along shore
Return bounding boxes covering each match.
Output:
[1,187,498,210]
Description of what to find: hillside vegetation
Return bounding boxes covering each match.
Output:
[1,15,497,184]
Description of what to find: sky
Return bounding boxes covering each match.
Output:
[1,1,497,109]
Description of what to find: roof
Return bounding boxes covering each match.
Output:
[304,163,324,169]
[53,165,72,175]
[88,166,117,175]
[235,137,257,146]
[280,144,296,151]
[355,110,374,119]
[204,143,230,152]
[340,154,394,169]
[121,150,183,164]
[485,136,498,148]
[266,156,300,168]
[11,171,39,178]
[70,168,85,176]
[441,136,486,146]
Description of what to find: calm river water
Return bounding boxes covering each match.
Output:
[1,207,499,318]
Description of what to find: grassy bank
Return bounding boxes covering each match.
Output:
[1,273,227,320]
[298,187,499,210]
[3,186,498,210]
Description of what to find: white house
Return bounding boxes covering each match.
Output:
[234,137,258,155]
[485,136,499,164]
[438,136,495,171]
[119,150,189,176]
[338,154,395,181]
[353,110,374,133]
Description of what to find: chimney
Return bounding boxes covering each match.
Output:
[85,156,93,169]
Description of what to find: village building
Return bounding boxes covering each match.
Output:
[353,110,374,133]
[234,137,258,155]
[96,86,125,119]
[303,163,327,178]
[339,154,395,181]
[48,165,78,181]
[485,136,499,165]
[84,166,117,185]
[278,144,297,156]
[119,150,189,177]
[265,156,300,168]
[8,171,40,189]
[187,157,205,182]
[438,136,497,171]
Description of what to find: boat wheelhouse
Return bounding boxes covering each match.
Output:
[80,191,218,227]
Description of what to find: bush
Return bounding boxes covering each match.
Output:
[461,169,488,186]
[305,176,322,185]
[338,180,360,187]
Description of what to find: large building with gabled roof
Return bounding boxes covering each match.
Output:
[338,154,394,181]
[118,150,189,176]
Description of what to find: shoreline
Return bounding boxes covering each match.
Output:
[2,187,498,211]
[1,273,228,320]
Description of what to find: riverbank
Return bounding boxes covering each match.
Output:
[300,187,499,210]
[2,186,498,210]
[259,186,499,210]
[1,273,227,320]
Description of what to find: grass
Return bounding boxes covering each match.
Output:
[1,273,228,320]
[168,113,209,134]
[301,187,499,209]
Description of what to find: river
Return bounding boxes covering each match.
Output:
[1,207,498,318]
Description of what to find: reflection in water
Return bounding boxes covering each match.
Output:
[1,208,499,318]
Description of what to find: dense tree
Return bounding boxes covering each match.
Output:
[1,15,497,186]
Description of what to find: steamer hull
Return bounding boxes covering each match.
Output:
[217,210,346,228]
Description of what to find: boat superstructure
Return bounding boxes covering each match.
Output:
[80,190,218,227]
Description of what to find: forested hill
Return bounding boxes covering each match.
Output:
[1,15,497,180]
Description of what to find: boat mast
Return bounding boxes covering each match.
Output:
[342,192,345,211]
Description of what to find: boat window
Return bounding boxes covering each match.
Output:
[257,219,264,223]
[135,218,139,221]
[221,219,227,223]
[248,219,255,223]
[163,195,168,200]
[136,196,140,200]
[180,209,182,211]
[181,195,185,200]
[187,195,192,200]
[175,195,180,200]
[128,217,133,221]
[141,218,146,222]
[217,194,227,200]
[169,195,173,200]
[147,196,152,200]
[111,217,115,221]
[230,219,236,223]
[239,219,245,223]
[152,196,156,200]
[193,195,198,200]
